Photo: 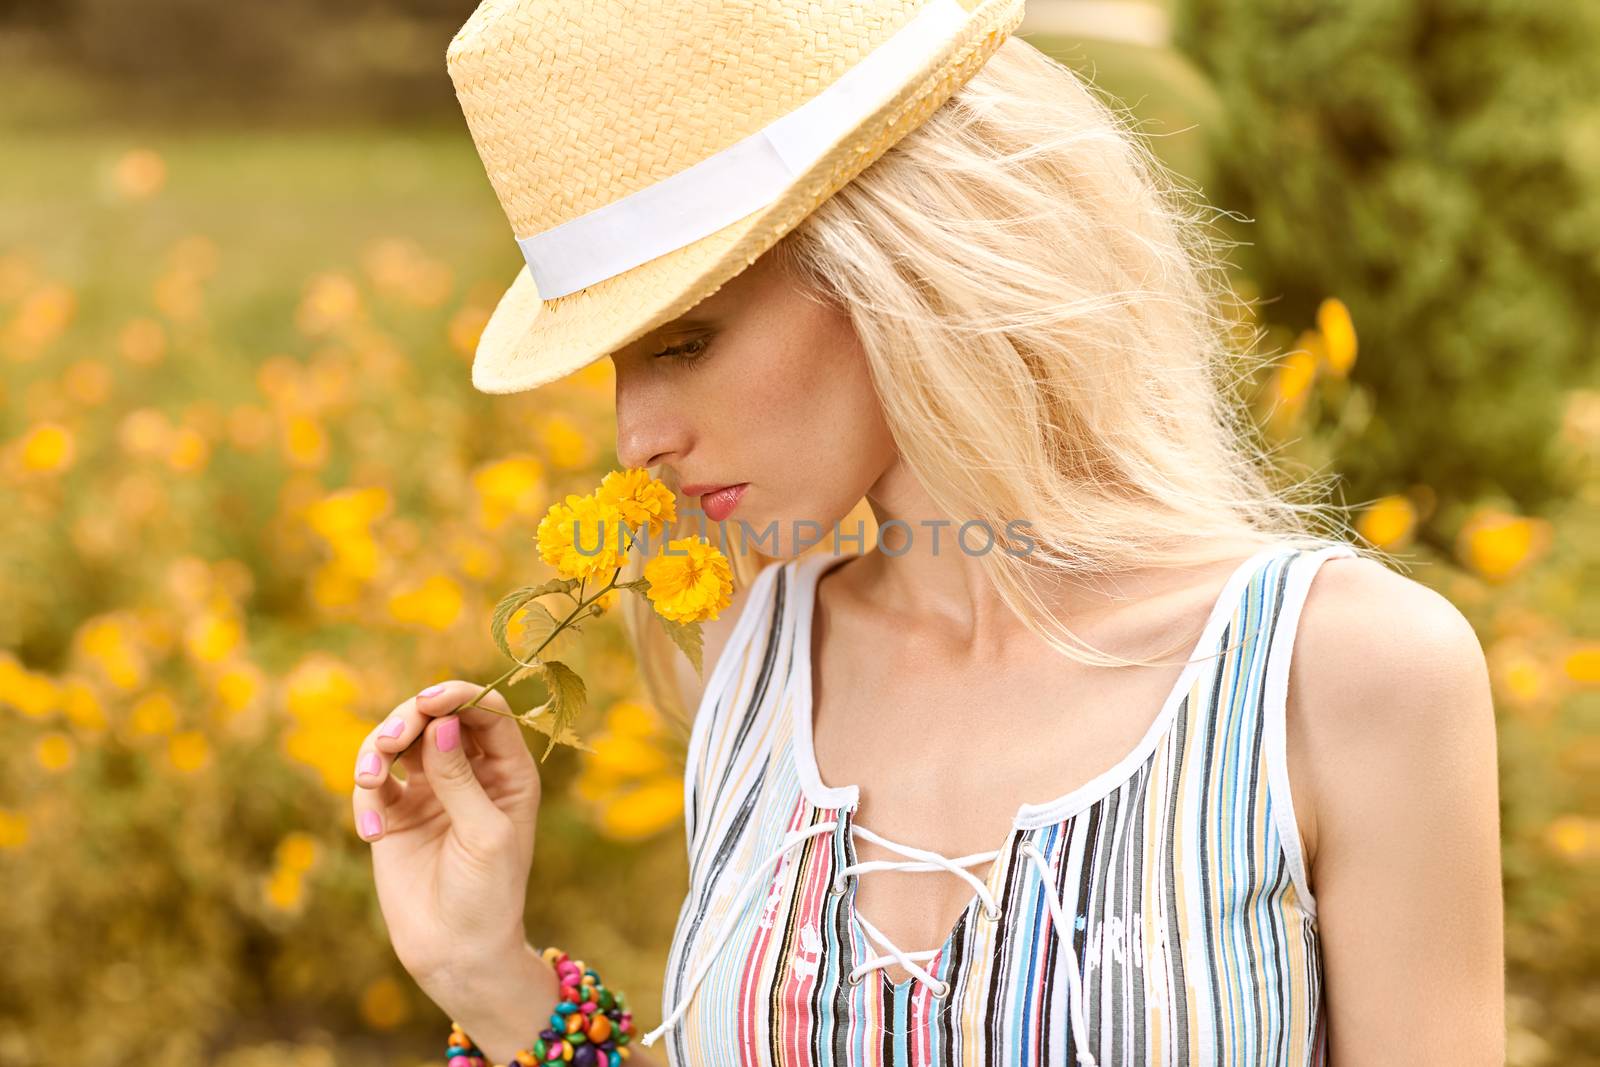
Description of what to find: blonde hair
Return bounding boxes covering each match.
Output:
[622,38,1370,729]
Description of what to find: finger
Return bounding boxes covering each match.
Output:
[412,680,530,765]
[352,774,403,842]
[373,680,526,768]
[419,714,508,852]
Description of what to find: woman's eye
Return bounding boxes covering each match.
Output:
[653,337,711,368]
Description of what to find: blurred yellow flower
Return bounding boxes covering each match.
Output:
[1316,297,1358,376]
[8,281,76,350]
[1564,643,1600,686]
[216,661,266,715]
[154,268,203,323]
[165,426,210,473]
[296,272,364,335]
[1269,348,1318,425]
[63,359,113,405]
[541,415,594,471]
[35,731,75,772]
[305,486,390,533]
[185,610,244,663]
[276,832,320,873]
[75,615,148,691]
[598,777,685,842]
[472,455,545,531]
[119,407,174,458]
[264,866,305,912]
[168,730,211,773]
[575,701,682,836]
[1356,494,1417,549]
[387,573,464,631]
[450,532,502,581]
[537,492,626,579]
[311,561,367,608]
[1544,815,1598,860]
[282,413,329,469]
[643,538,734,623]
[447,304,489,358]
[596,467,676,539]
[117,317,167,366]
[131,690,180,735]
[111,148,166,200]
[1,659,60,718]
[282,708,370,794]
[60,679,108,732]
[284,656,363,721]
[0,809,28,850]
[18,421,74,473]
[359,976,412,1030]
[1457,509,1552,583]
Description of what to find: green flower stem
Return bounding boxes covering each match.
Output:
[450,565,625,724]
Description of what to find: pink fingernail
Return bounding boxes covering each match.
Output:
[359,810,382,839]
[435,716,460,752]
[380,717,405,738]
[418,683,446,698]
[358,751,382,777]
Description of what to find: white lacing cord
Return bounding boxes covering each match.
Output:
[1019,840,1099,1067]
[834,821,1004,996]
[639,820,839,1048]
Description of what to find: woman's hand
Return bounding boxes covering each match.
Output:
[351,679,542,1002]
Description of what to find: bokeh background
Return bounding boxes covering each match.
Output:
[1,0,1596,1063]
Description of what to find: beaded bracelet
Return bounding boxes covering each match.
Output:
[444,945,637,1066]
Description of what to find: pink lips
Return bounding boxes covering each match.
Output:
[684,483,747,522]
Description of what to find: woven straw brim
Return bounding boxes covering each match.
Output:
[469,0,1025,395]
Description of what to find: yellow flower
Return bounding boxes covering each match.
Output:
[596,467,677,538]
[19,422,74,473]
[1565,643,1600,686]
[0,809,28,850]
[599,777,685,842]
[168,730,211,773]
[1316,297,1358,377]
[386,573,464,631]
[1356,494,1416,550]
[276,832,320,872]
[1457,510,1550,583]
[360,976,411,1030]
[35,732,75,772]
[537,492,626,579]
[643,538,734,623]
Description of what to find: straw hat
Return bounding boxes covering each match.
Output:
[445,0,1027,395]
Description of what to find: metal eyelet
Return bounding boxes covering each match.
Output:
[932,979,952,997]
[982,902,1003,922]
[829,877,846,896]
[845,968,865,986]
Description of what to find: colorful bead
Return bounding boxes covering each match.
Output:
[443,947,631,1067]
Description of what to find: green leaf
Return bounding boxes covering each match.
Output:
[615,577,652,593]
[527,660,588,761]
[517,704,594,755]
[490,580,578,660]
[656,614,704,678]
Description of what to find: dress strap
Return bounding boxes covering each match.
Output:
[1258,541,1359,919]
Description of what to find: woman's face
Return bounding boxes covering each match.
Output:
[609,246,895,558]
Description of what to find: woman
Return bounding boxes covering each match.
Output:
[351,3,1504,1063]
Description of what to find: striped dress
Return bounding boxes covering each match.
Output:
[640,539,1356,1065]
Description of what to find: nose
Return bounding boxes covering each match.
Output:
[613,360,685,471]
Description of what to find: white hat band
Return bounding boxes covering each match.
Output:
[515,0,969,300]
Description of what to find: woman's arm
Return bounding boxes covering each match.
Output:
[1290,559,1505,1064]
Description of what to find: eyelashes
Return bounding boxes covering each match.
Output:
[652,336,712,370]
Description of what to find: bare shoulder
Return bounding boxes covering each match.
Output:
[669,559,781,716]
[1285,553,1497,866]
